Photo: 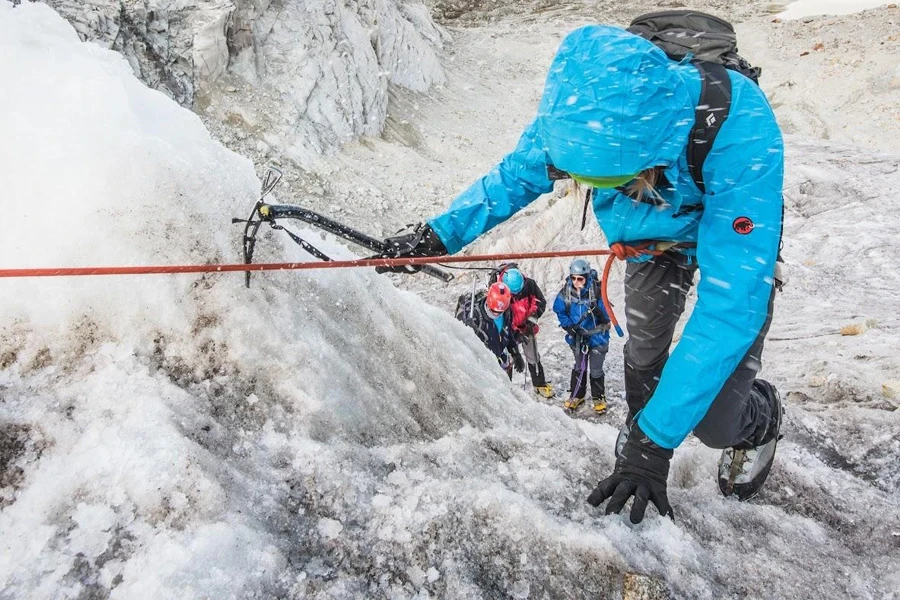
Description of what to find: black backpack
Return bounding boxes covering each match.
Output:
[455,289,484,326]
[628,10,784,281]
[627,10,762,194]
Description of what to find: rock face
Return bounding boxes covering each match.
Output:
[40,0,448,162]
[39,0,232,107]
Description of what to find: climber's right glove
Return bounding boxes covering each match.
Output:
[376,223,448,274]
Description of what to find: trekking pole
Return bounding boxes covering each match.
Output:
[524,333,539,391]
[521,337,530,391]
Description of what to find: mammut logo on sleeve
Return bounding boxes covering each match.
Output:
[733,216,754,234]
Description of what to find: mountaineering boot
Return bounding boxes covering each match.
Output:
[529,363,553,397]
[564,396,585,411]
[535,385,554,399]
[590,375,607,414]
[564,368,587,411]
[718,379,784,500]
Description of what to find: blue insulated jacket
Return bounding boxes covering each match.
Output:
[552,271,610,348]
[428,26,784,449]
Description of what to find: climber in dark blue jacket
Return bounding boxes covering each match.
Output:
[553,259,611,414]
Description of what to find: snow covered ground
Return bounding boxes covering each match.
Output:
[2,1,899,599]
[776,0,891,20]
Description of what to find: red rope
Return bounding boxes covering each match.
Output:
[2,242,675,340]
[1,242,677,338]
[0,248,613,278]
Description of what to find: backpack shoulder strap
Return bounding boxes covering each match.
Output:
[591,280,602,306]
[567,284,576,312]
[455,293,470,320]
[688,60,732,194]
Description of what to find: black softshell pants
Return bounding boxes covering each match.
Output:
[623,252,777,449]
[569,343,607,399]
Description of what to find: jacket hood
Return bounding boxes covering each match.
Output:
[536,25,694,177]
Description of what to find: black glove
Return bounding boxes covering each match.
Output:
[512,350,525,373]
[591,305,610,324]
[498,354,512,376]
[375,223,448,274]
[565,326,578,337]
[586,422,674,524]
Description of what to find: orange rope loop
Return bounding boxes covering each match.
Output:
[600,242,668,337]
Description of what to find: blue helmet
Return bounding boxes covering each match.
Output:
[502,268,525,294]
[569,258,590,277]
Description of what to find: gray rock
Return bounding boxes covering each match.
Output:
[623,572,670,600]
[39,0,448,160]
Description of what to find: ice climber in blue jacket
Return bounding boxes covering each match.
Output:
[553,259,612,414]
[379,25,784,523]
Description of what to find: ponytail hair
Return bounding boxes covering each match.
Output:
[626,166,664,201]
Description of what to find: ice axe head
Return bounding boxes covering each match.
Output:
[260,165,283,199]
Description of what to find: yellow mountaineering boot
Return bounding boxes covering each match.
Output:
[565,368,587,412]
[529,362,553,399]
[590,376,607,414]
[534,385,554,399]
[563,396,585,412]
